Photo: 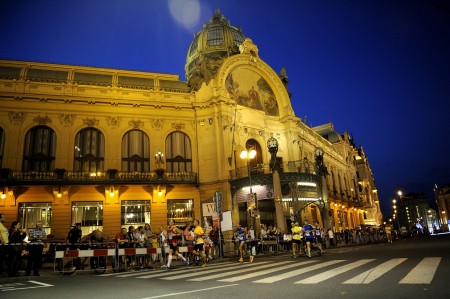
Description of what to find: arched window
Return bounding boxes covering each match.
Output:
[0,127,4,168]
[165,132,192,172]
[244,139,263,171]
[22,126,56,172]
[74,128,104,172]
[122,130,150,172]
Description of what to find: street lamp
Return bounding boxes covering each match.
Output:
[240,148,257,212]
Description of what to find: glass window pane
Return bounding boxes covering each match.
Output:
[167,199,194,227]
[121,130,150,172]
[74,128,105,172]
[71,201,103,236]
[121,200,151,227]
[165,132,192,173]
[22,126,56,172]
[207,27,223,46]
[18,202,52,235]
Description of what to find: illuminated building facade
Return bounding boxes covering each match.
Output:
[0,10,382,240]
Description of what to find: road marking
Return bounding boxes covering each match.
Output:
[296,259,375,284]
[136,262,242,279]
[343,258,407,284]
[253,260,345,283]
[399,257,441,284]
[188,261,292,281]
[161,262,270,280]
[141,284,239,299]
[1,281,53,292]
[115,262,235,278]
[219,260,317,282]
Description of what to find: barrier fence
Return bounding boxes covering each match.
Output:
[51,243,213,274]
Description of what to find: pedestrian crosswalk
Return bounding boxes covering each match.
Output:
[99,257,443,285]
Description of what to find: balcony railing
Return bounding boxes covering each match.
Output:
[1,170,197,185]
[230,160,316,180]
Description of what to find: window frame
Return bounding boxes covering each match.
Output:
[121,130,150,172]
[73,128,105,172]
[22,125,56,172]
[121,200,151,227]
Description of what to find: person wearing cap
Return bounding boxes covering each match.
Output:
[66,223,82,269]
[291,221,302,258]
[26,220,47,276]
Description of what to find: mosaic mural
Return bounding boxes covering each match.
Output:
[225,68,279,116]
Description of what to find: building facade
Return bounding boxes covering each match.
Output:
[434,184,450,231]
[0,10,382,241]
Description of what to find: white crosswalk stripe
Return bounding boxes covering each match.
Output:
[218,260,317,282]
[399,257,442,284]
[343,258,407,284]
[97,257,443,285]
[253,260,346,283]
[136,262,239,279]
[161,262,270,280]
[187,261,293,281]
[295,259,375,284]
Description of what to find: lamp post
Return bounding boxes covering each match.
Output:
[240,148,257,215]
[267,136,286,232]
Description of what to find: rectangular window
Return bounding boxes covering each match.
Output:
[18,202,52,235]
[72,201,103,236]
[167,199,194,226]
[121,200,151,227]
[207,27,223,46]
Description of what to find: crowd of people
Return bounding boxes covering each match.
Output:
[0,213,47,277]
[113,218,218,272]
[1,212,406,276]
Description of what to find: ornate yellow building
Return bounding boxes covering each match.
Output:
[0,10,382,240]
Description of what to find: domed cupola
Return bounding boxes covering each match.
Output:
[185,9,246,90]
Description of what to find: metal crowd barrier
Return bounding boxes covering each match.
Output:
[52,243,212,274]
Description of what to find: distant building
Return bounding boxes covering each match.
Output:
[434,184,450,231]
[0,10,382,240]
[398,192,436,231]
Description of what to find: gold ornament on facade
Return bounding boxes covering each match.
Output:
[129,120,144,129]
[172,122,185,131]
[8,111,24,125]
[106,116,121,128]
[151,119,164,129]
[58,114,76,127]
[33,115,51,125]
[83,118,98,127]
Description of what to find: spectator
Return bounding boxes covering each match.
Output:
[143,223,155,248]
[8,221,26,277]
[26,220,47,276]
[0,214,9,276]
[328,228,334,247]
[66,223,82,269]
[114,228,128,272]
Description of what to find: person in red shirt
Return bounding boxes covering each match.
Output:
[114,228,128,272]
[161,219,188,270]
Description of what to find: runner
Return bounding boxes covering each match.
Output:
[192,219,207,267]
[158,225,168,268]
[236,223,253,263]
[302,219,315,258]
[161,220,188,270]
[313,221,324,255]
[291,222,302,258]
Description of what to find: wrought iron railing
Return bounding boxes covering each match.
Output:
[3,170,197,184]
[230,160,317,180]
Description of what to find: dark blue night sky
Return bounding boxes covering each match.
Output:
[1,0,449,215]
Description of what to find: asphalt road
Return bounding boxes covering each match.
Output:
[1,234,449,299]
